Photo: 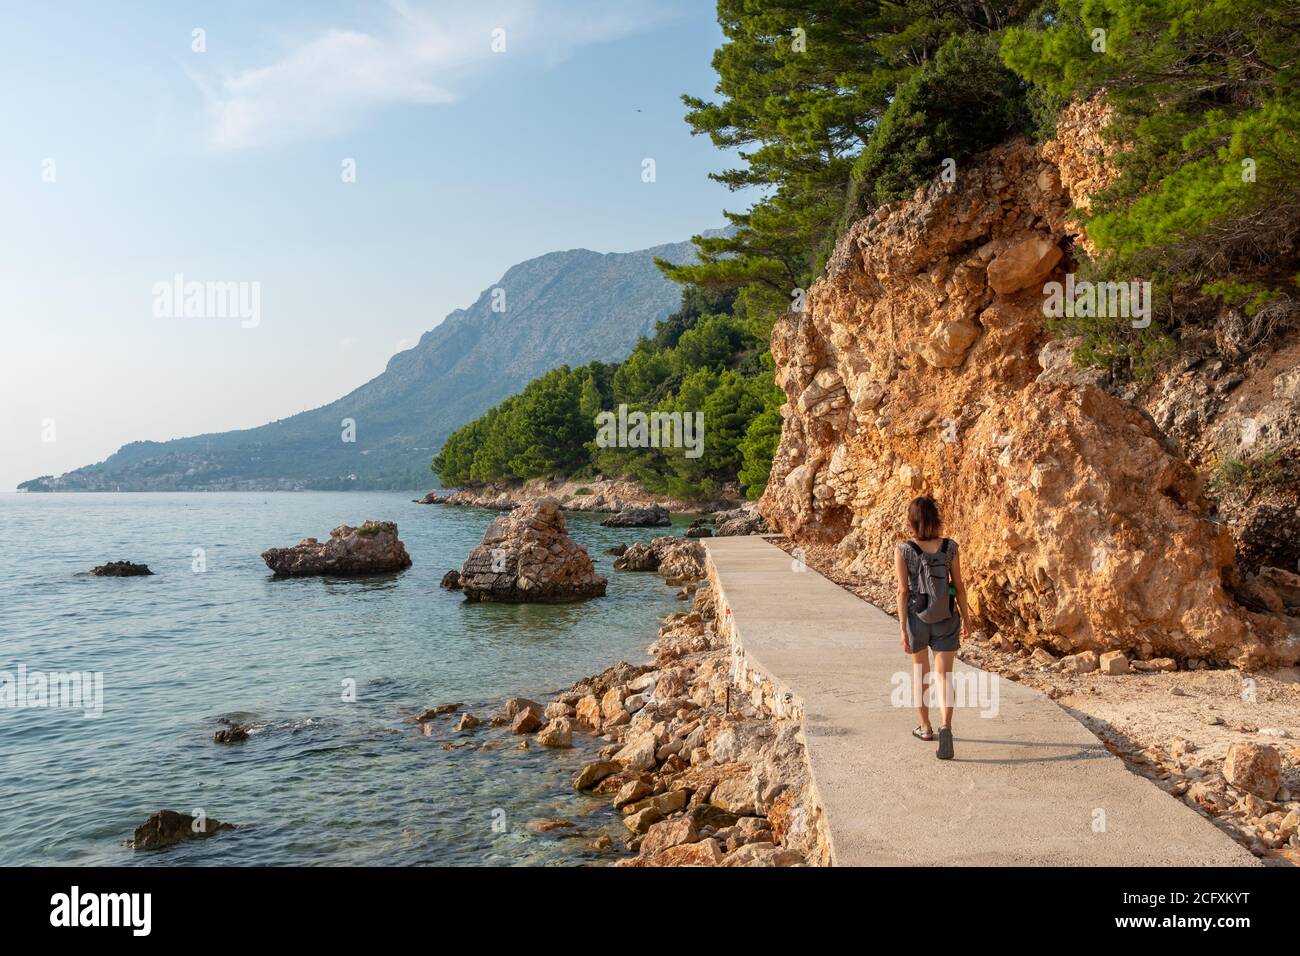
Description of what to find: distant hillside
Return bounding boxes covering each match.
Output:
[22,237,707,491]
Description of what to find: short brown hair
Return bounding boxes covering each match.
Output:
[907,496,942,541]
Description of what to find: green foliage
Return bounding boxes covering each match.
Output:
[1208,450,1286,493]
[1039,253,1179,378]
[737,363,786,498]
[847,32,1031,212]
[663,0,1029,322]
[1002,0,1300,295]
[1201,280,1287,319]
[434,291,782,499]
[433,367,596,486]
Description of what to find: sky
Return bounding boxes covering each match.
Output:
[0,0,752,491]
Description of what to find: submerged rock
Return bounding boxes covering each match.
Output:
[91,561,153,577]
[527,818,575,833]
[409,703,462,723]
[261,521,412,577]
[458,497,606,603]
[128,810,234,850]
[213,721,249,744]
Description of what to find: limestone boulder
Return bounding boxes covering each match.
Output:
[458,497,605,603]
[1223,743,1282,800]
[602,504,671,528]
[261,521,411,577]
[986,235,1063,295]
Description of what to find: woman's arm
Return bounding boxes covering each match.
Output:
[895,547,911,653]
[950,547,973,639]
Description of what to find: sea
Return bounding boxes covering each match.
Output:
[0,491,686,866]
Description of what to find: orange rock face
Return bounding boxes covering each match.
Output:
[760,103,1296,668]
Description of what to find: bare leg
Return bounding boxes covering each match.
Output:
[933,650,956,729]
[911,648,932,733]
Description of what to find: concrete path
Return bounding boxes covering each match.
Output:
[703,536,1257,866]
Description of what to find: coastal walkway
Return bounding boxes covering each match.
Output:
[702,536,1257,866]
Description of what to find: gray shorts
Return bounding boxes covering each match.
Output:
[906,612,960,653]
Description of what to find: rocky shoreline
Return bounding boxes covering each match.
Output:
[560,578,830,866]
[417,475,743,515]
[415,532,830,866]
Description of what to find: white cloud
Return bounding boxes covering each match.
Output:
[202,0,669,150]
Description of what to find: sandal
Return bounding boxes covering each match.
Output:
[912,726,935,741]
[936,726,954,760]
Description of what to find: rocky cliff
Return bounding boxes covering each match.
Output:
[760,102,1299,669]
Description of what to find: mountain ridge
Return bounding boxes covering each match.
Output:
[22,235,710,491]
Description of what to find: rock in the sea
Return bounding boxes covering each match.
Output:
[458,498,606,603]
[536,717,575,748]
[128,809,234,850]
[410,703,461,722]
[712,507,770,537]
[544,701,574,720]
[91,561,153,577]
[454,713,481,732]
[439,569,462,590]
[613,542,659,572]
[503,697,543,720]
[526,818,575,833]
[575,694,603,730]
[511,708,543,735]
[602,504,672,527]
[573,760,621,791]
[612,536,706,584]
[213,723,249,744]
[261,521,412,577]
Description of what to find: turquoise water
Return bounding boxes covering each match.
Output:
[0,492,684,866]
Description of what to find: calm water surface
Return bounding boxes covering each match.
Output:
[0,492,686,866]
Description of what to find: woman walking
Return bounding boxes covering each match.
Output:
[895,495,972,760]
